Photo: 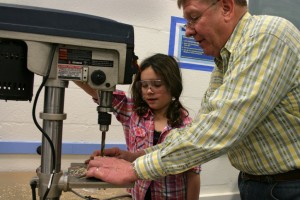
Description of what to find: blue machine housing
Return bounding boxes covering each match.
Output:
[0,3,137,84]
[0,3,134,46]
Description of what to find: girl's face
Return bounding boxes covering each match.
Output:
[140,67,172,115]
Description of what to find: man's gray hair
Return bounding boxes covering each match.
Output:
[177,0,247,9]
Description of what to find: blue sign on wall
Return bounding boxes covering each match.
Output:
[168,16,214,72]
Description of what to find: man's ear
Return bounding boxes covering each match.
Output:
[220,0,234,21]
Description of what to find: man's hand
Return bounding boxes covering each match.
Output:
[85,147,145,163]
[86,156,138,185]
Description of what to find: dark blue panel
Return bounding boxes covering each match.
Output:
[0,3,134,44]
[249,0,300,30]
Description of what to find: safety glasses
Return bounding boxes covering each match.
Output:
[137,79,165,92]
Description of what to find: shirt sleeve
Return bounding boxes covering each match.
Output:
[133,27,299,179]
[112,90,134,124]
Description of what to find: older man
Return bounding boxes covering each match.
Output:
[87,0,300,199]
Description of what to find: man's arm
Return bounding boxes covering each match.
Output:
[133,31,299,180]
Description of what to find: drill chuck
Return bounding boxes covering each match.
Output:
[98,111,111,132]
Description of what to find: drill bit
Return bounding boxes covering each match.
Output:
[100,131,106,157]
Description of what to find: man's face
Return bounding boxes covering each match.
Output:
[182,0,226,57]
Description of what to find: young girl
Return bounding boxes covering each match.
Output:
[76,53,201,200]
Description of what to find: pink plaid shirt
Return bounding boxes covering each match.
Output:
[112,90,201,200]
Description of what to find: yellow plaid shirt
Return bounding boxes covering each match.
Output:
[134,12,300,179]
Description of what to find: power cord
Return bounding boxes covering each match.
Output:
[30,179,37,200]
[70,189,99,200]
[31,44,58,200]
[70,189,132,200]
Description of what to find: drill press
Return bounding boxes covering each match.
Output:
[0,3,137,199]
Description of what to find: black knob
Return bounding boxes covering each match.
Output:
[91,70,106,85]
[36,145,41,155]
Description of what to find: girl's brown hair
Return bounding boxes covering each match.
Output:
[131,53,189,127]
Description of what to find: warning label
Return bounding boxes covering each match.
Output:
[58,47,113,67]
[57,64,82,80]
[58,48,92,65]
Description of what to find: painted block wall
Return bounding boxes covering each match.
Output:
[0,0,242,199]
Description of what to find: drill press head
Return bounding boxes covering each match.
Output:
[0,2,139,133]
[0,3,138,101]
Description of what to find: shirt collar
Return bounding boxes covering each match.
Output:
[141,108,186,132]
[142,108,153,119]
[225,12,251,53]
[214,12,252,74]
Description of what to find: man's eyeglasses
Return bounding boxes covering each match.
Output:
[183,0,220,30]
[137,79,165,92]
